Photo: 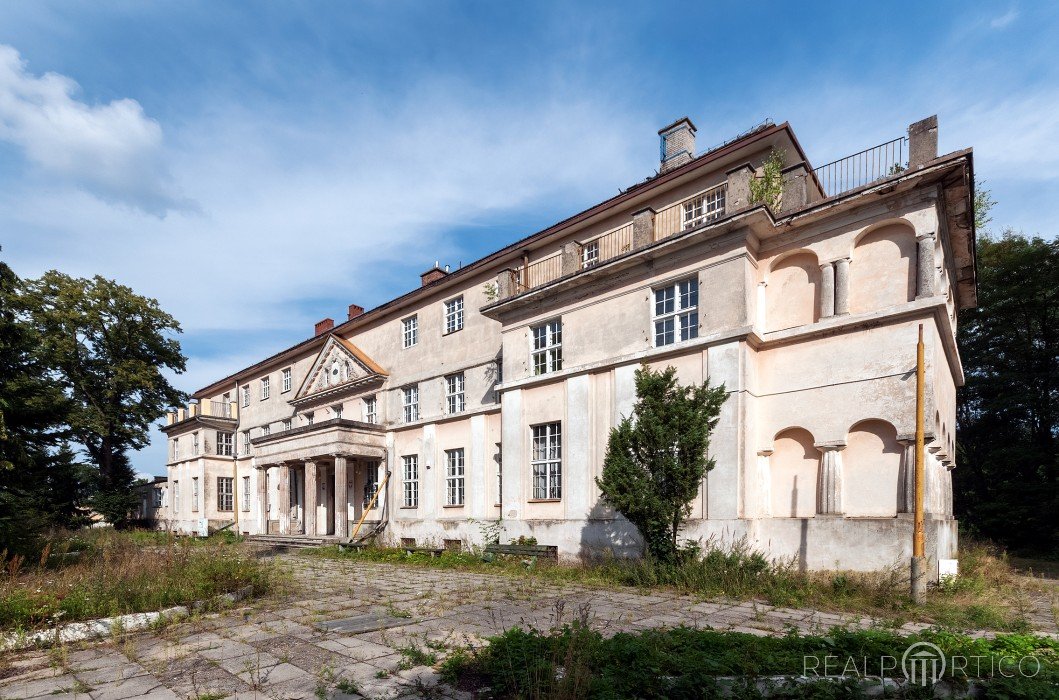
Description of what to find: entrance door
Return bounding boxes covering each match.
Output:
[290,468,304,534]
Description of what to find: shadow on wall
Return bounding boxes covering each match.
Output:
[576,500,644,561]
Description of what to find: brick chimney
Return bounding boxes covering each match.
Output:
[420,261,449,287]
[314,318,334,335]
[347,304,364,321]
[659,117,696,173]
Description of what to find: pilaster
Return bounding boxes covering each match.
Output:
[334,456,348,538]
[278,463,291,535]
[816,443,846,516]
[304,461,317,536]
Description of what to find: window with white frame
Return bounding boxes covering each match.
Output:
[531,423,562,500]
[173,437,180,460]
[281,367,292,393]
[444,296,464,334]
[403,385,419,422]
[653,277,699,346]
[261,424,270,437]
[260,376,270,400]
[173,481,180,512]
[581,240,599,268]
[445,448,465,506]
[241,384,250,407]
[445,373,465,414]
[402,315,418,348]
[332,404,343,420]
[192,432,199,455]
[241,430,251,455]
[363,463,379,507]
[242,476,251,511]
[221,392,232,417]
[283,418,292,432]
[402,455,418,507]
[364,396,377,424]
[306,412,314,426]
[531,320,563,375]
[217,431,233,457]
[192,477,200,511]
[217,477,234,512]
[153,487,163,508]
[682,187,726,229]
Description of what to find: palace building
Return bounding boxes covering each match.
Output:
[160,114,974,574]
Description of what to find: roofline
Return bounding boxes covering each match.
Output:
[193,120,804,398]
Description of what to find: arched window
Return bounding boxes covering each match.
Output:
[770,428,819,517]
[851,224,916,314]
[766,252,821,331]
[844,419,902,517]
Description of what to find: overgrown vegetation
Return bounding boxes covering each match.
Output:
[309,539,1048,632]
[0,529,279,632]
[596,364,727,562]
[748,148,785,210]
[444,619,1059,699]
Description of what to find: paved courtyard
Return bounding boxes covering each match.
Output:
[2,552,1057,700]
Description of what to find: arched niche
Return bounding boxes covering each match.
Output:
[844,419,902,517]
[850,223,916,314]
[766,251,820,331]
[770,427,819,518]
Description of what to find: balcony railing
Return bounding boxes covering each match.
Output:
[516,253,562,291]
[655,182,727,241]
[581,223,633,269]
[208,400,235,418]
[812,137,907,198]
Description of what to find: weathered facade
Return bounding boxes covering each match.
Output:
[160,115,975,575]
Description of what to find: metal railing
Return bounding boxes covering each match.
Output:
[517,254,562,291]
[581,223,634,269]
[812,137,907,198]
[655,182,727,240]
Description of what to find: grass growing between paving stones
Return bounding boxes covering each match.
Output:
[0,528,281,632]
[442,621,1059,699]
[307,540,1052,632]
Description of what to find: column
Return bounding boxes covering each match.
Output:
[816,444,845,515]
[834,257,850,315]
[819,263,835,318]
[916,233,936,299]
[756,450,773,517]
[304,461,317,536]
[257,465,269,534]
[278,463,291,534]
[334,456,348,538]
[897,436,915,514]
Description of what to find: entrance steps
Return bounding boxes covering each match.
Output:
[248,534,333,550]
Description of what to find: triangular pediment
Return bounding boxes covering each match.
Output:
[295,335,387,401]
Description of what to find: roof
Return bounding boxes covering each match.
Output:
[193,120,807,398]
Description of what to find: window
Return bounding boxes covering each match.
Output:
[531,423,562,500]
[153,487,163,508]
[364,396,377,424]
[241,430,251,455]
[444,296,464,334]
[217,431,233,457]
[332,404,343,420]
[173,437,180,460]
[445,448,465,506]
[192,432,199,455]
[402,315,418,348]
[173,481,180,512]
[242,476,251,511]
[403,385,419,422]
[192,477,200,512]
[260,376,270,400]
[221,392,232,417]
[402,455,419,508]
[306,412,314,426]
[363,463,379,507]
[581,240,599,268]
[241,384,250,407]
[283,418,292,432]
[531,320,563,375]
[445,373,465,414]
[217,477,234,512]
[653,277,699,346]
[682,187,726,229]
[261,424,271,437]
[281,367,292,393]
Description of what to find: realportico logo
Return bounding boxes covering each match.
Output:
[803,640,1041,687]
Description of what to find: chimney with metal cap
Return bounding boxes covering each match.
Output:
[659,117,697,173]
[420,260,449,287]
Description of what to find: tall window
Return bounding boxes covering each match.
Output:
[173,481,180,512]
[531,423,562,500]
[364,396,377,424]
[363,463,379,507]
[241,384,250,407]
[682,187,726,229]
[242,476,251,511]
[173,437,180,460]
[306,412,314,426]
[531,320,563,375]
[192,432,199,455]
[217,477,234,512]
[281,367,292,393]
[332,404,343,420]
[403,385,419,422]
[444,296,464,334]
[153,487,163,508]
[402,315,418,348]
[445,373,465,414]
[217,431,233,457]
[221,392,232,417]
[445,448,465,506]
[581,240,599,268]
[192,477,200,512]
[241,430,251,455]
[402,455,419,508]
[260,376,270,400]
[653,277,699,346]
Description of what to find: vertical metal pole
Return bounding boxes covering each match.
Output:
[911,323,927,603]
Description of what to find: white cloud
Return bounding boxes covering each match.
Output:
[990,8,1019,29]
[0,44,190,216]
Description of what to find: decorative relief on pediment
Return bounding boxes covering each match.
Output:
[295,336,385,401]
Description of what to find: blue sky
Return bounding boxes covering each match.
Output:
[1,1,1055,477]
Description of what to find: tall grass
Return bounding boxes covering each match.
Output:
[0,529,278,632]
